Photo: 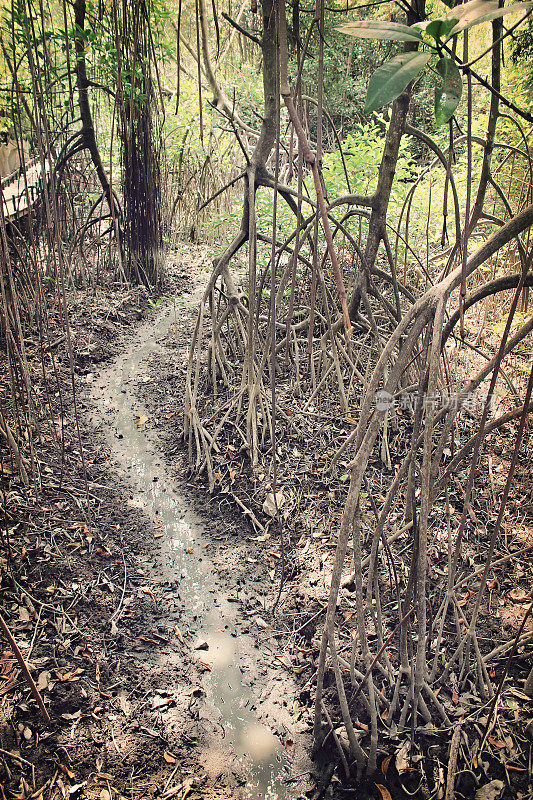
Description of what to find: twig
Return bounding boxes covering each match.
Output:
[0,615,50,722]
[109,551,127,624]
[27,606,43,661]
[221,12,261,45]
[445,723,462,800]
[0,747,35,766]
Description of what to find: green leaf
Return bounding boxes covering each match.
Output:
[336,20,423,42]
[365,52,431,113]
[447,0,533,35]
[434,57,462,125]
[424,18,460,42]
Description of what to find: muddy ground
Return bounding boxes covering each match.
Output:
[0,245,318,800]
[0,244,532,800]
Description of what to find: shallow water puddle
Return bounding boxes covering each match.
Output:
[91,302,309,798]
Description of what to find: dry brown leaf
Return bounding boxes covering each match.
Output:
[151,696,174,710]
[163,752,176,764]
[284,739,294,752]
[375,785,393,800]
[395,741,410,774]
[263,490,284,517]
[58,668,84,682]
[59,764,76,780]
[36,671,51,691]
[474,780,504,800]
[381,754,393,777]
[488,737,506,749]
[180,778,194,800]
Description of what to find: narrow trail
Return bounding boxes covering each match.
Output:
[88,279,313,799]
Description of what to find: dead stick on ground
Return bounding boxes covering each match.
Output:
[0,613,50,722]
[445,723,462,800]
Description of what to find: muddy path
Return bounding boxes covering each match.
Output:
[88,273,313,799]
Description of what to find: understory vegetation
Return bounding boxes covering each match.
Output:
[1,0,533,796]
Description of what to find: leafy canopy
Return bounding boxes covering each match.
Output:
[338,0,533,122]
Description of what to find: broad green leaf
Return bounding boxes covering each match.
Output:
[434,57,462,125]
[425,18,460,41]
[336,20,423,42]
[365,52,432,113]
[447,0,533,35]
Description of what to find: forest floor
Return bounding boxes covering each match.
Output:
[0,244,532,800]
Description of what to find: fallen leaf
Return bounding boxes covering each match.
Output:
[151,696,175,710]
[58,668,84,682]
[59,764,76,780]
[381,754,393,777]
[263,490,284,517]
[475,780,505,800]
[395,741,410,774]
[36,671,51,691]
[61,710,82,721]
[118,691,131,717]
[180,778,194,800]
[375,785,393,800]
[488,736,506,749]
[509,587,530,603]
[163,752,176,764]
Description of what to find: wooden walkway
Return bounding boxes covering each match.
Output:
[1,157,49,222]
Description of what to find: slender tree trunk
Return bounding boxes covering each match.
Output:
[73,0,116,215]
